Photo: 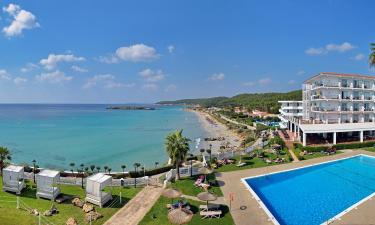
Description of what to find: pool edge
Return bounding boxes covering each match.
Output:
[240,153,375,225]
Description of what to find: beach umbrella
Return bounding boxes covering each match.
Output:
[162,188,181,204]
[167,208,193,225]
[197,191,217,208]
[198,167,213,183]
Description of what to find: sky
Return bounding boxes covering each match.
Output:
[0,0,374,103]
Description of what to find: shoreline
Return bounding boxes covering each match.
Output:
[187,108,243,154]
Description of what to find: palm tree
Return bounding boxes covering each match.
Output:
[165,130,191,180]
[96,166,101,173]
[104,166,108,173]
[370,43,375,67]
[206,149,212,164]
[121,165,126,174]
[154,162,159,168]
[90,165,95,173]
[69,162,75,177]
[0,147,11,175]
[133,163,141,188]
[108,168,112,175]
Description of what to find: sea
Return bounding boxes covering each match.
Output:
[0,104,207,171]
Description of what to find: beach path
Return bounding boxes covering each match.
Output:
[104,185,163,225]
[219,114,255,130]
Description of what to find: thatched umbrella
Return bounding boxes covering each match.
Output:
[162,188,181,204]
[197,191,217,208]
[167,208,193,225]
[198,167,213,183]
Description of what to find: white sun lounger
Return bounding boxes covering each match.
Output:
[237,162,246,167]
[200,210,222,219]
[199,204,220,211]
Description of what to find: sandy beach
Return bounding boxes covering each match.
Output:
[189,109,243,154]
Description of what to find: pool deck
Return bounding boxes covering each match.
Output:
[216,150,375,225]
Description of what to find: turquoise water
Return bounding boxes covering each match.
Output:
[0,104,207,170]
[245,155,375,225]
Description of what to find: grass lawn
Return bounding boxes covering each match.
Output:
[0,178,141,225]
[139,196,234,225]
[293,148,342,160]
[170,173,223,197]
[214,151,291,173]
[363,147,375,152]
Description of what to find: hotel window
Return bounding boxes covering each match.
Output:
[341,79,349,87]
[364,92,372,100]
[353,114,359,123]
[341,103,348,111]
[353,91,361,100]
[364,81,371,89]
[353,103,360,111]
[365,114,370,122]
[364,103,371,111]
[353,80,362,88]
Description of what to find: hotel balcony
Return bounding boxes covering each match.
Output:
[311,83,374,90]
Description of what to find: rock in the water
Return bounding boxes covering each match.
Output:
[66,217,78,225]
[82,203,94,213]
[72,197,84,208]
[85,211,103,222]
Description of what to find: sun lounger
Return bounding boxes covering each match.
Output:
[237,162,246,167]
[199,204,220,211]
[200,210,222,219]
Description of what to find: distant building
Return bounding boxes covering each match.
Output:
[279,72,375,146]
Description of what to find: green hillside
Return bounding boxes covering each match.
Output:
[157,90,302,114]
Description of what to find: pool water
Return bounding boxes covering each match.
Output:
[244,155,375,225]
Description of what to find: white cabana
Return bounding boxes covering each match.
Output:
[36,169,60,201]
[2,165,25,194]
[85,173,112,207]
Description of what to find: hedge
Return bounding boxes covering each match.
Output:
[293,141,375,152]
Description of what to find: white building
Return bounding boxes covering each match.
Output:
[279,72,375,146]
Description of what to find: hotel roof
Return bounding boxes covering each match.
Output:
[304,72,375,83]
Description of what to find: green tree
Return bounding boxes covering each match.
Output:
[121,165,126,174]
[104,166,108,173]
[69,162,75,176]
[90,165,95,173]
[370,43,375,67]
[0,147,11,175]
[165,130,191,180]
[133,162,141,188]
[96,166,101,173]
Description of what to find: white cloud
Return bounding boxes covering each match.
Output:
[352,53,365,61]
[258,77,272,85]
[167,45,175,53]
[40,54,86,70]
[21,63,38,73]
[99,44,159,63]
[209,73,225,81]
[305,47,326,55]
[71,65,88,73]
[83,74,133,89]
[142,83,158,91]
[2,3,39,37]
[288,80,296,84]
[0,70,11,80]
[139,69,165,82]
[297,70,305,76]
[305,42,355,55]
[13,77,27,85]
[243,82,255,87]
[165,84,177,92]
[36,70,73,84]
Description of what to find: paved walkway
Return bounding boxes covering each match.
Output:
[219,115,256,130]
[216,150,375,225]
[104,185,163,225]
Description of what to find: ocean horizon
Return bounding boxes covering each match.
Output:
[0,104,207,171]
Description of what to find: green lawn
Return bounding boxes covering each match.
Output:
[363,147,375,152]
[139,196,234,225]
[170,174,223,197]
[293,148,342,160]
[0,179,141,225]
[214,151,291,172]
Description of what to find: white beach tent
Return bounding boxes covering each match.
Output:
[85,173,112,207]
[2,165,25,194]
[36,169,60,201]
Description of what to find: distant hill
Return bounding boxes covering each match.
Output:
[157,90,302,114]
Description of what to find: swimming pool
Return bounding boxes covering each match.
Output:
[242,154,375,225]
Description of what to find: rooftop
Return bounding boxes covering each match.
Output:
[305,72,375,83]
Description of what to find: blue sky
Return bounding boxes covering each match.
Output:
[0,0,374,103]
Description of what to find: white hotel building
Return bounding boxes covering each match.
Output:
[279,72,375,146]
